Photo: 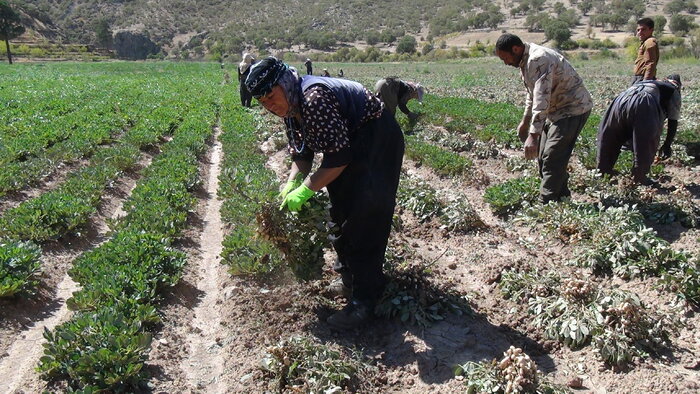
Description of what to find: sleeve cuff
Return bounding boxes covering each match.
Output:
[292,150,314,162]
[320,148,352,168]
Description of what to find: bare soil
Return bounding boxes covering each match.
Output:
[1,118,698,393]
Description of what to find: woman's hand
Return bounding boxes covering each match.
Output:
[280,184,315,211]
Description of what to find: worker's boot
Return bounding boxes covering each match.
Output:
[327,299,372,330]
[326,276,352,298]
[327,258,352,298]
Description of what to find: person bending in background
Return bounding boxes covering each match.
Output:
[238,53,256,107]
[597,75,682,186]
[374,77,425,121]
[245,57,405,330]
[321,68,331,77]
[632,18,659,85]
[495,33,592,203]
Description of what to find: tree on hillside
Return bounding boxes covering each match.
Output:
[94,18,112,49]
[577,0,593,16]
[543,18,572,46]
[689,28,700,58]
[380,29,397,44]
[654,15,667,35]
[396,35,417,54]
[0,0,25,64]
[665,0,697,15]
[526,12,550,32]
[366,30,380,46]
[670,14,698,35]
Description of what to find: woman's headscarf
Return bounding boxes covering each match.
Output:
[405,81,425,104]
[239,53,255,73]
[245,56,302,117]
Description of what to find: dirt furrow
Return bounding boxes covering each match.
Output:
[181,126,228,391]
[0,154,154,392]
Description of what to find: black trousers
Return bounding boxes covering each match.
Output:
[328,110,404,305]
[597,84,663,180]
[240,83,252,107]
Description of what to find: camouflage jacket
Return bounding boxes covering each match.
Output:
[519,43,593,135]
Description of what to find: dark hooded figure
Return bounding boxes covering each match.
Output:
[597,74,682,185]
[238,53,256,107]
[304,58,313,75]
[245,57,405,330]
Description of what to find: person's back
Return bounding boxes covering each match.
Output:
[521,43,591,123]
[374,77,422,120]
[597,75,681,184]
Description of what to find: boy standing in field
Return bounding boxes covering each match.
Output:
[632,18,659,85]
[495,33,592,203]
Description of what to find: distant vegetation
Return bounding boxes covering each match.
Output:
[6,0,700,59]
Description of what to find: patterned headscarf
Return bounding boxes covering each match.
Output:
[245,57,289,98]
[244,56,302,118]
[405,81,426,103]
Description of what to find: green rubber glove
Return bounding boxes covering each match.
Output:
[279,178,302,199]
[280,184,315,212]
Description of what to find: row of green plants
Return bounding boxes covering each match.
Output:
[0,65,222,297]
[0,66,201,195]
[421,95,522,148]
[0,107,128,196]
[404,134,472,176]
[484,176,540,217]
[217,90,283,276]
[37,101,217,391]
[0,103,184,243]
[0,144,140,297]
[218,90,332,280]
[0,72,128,165]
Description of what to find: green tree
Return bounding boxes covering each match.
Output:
[689,28,700,58]
[664,0,689,15]
[396,35,417,54]
[366,30,380,46]
[380,29,396,44]
[94,18,112,49]
[577,0,593,15]
[670,14,698,36]
[544,18,572,45]
[0,0,25,64]
[654,15,667,35]
[526,12,550,32]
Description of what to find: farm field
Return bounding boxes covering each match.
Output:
[0,58,698,393]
